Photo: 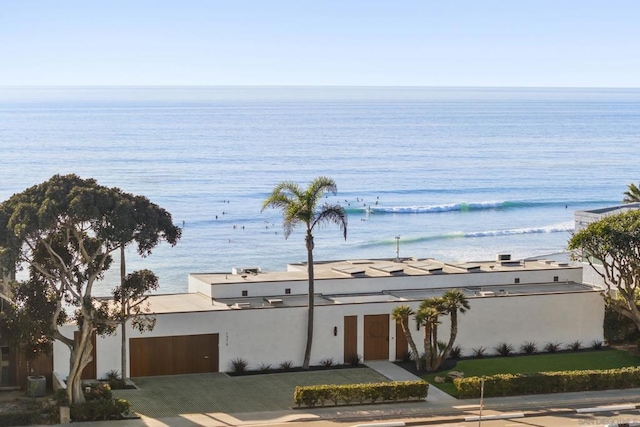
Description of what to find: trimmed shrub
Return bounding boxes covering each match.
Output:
[258,362,272,372]
[454,366,640,399]
[544,342,561,353]
[294,380,429,407]
[449,345,462,359]
[494,342,514,356]
[229,357,249,373]
[103,369,125,389]
[279,360,294,370]
[471,347,487,359]
[520,341,537,355]
[68,382,131,422]
[0,409,41,427]
[568,340,582,351]
[319,358,335,367]
[346,353,363,366]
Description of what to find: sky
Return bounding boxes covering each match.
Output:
[1,0,639,87]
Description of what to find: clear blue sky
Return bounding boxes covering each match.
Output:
[1,0,639,87]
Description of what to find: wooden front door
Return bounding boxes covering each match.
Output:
[129,334,219,377]
[343,316,357,364]
[74,331,97,380]
[395,320,409,361]
[364,314,389,360]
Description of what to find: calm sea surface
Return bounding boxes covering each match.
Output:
[1,86,639,295]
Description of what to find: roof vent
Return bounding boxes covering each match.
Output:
[231,302,251,309]
[497,254,511,262]
[232,267,261,275]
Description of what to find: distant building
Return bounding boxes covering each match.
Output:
[54,255,603,380]
[573,203,640,290]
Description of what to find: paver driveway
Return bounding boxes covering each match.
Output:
[112,368,389,418]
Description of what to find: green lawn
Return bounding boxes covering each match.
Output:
[424,349,640,397]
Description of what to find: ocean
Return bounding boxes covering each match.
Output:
[1,86,639,296]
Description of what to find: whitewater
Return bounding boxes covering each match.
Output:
[1,86,639,295]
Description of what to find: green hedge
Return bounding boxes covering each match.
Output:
[454,366,640,398]
[293,380,428,407]
[0,410,42,427]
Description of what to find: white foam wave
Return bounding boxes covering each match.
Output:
[464,222,574,238]
[369,201,507,213]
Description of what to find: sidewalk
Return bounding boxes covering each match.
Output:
[47,362,640,426]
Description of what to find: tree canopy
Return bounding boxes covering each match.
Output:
[623,182,640,204]
[568,209,640,334]
[0,174,180,404]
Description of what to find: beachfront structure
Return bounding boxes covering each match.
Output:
[573,203,640,290]
[53,255,603,380]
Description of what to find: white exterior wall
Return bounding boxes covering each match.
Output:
[190,267,582,299]
[54,289,604,379]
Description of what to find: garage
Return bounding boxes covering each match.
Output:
[129,333,219,377]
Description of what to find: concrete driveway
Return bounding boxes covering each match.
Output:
[111,368,389,419]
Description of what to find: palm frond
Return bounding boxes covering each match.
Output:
[312,204,348,239]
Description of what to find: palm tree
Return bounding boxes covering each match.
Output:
[416,297,445,371]
[262,176,347,369]
[623,183,640,203]
[440,289,470,360]
[391,305,422,371]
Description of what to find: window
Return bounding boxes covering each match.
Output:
[285,288,291,295]
[514,278,520,284]
[554,276,559,282]
[242,290,248,297]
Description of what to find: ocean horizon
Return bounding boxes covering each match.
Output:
[1,86,638,295]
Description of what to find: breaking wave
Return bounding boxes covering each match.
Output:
[358,222,574,248]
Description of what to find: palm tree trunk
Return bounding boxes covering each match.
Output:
[423,323,432,371]
[400,321,422,371]
[303,232,314,369]
[442,311,458,362]
[120,246,128,381]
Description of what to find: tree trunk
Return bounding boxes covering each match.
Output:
[302,231,314,369]
[423,323,432,371]
[441,311,459,363]
[120,246,127,381]
[400,320,422,371]
[66,320,93,404]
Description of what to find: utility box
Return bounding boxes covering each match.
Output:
[27,375,46,397]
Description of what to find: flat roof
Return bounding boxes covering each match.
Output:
[144,281,596,314]
[190,257,579,286]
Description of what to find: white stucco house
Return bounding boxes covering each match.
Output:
[53,253,604,380]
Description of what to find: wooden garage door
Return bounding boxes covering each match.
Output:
[364,314,389,361]
[129,334,219,377]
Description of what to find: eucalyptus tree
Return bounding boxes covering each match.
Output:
[391,304,422,371]
[623,182,640,203]
[0,174,180,404]
[568,209,640,334]
[262,176,347,369]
